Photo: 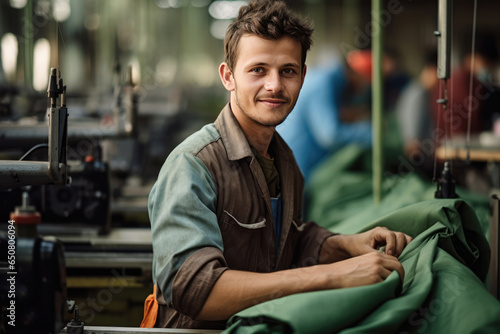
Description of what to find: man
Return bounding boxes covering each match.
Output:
[146,0,412,329]
[395,49,437,177]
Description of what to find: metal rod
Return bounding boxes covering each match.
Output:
[372,0,384,204]
[436,0,451,80]
[23,0,34,89]
[466,0,478,164]
[0,161,51,189]
[0,122,135,148]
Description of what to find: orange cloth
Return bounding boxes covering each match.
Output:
[140,285,158,328]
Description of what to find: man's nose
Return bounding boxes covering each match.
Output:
[264,71,283,92]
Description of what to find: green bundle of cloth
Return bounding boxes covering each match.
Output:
[224,145,500,333]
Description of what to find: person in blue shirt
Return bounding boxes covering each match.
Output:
[277,57,372,182]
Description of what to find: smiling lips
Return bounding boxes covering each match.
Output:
[258,96,289,108]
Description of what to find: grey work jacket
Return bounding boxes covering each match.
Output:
[149,104,334,329]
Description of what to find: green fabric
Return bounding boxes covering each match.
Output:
[224,199,500,333]
[222,145,500,333]
[307,145,491,239]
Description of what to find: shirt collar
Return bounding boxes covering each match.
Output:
[214,103,293,162]
[215,103,253,161]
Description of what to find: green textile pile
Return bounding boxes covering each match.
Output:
[223,145,500,333]
[307,145,491,237]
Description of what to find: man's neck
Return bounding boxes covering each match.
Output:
[247,127,274,158]
[230,104,275,159]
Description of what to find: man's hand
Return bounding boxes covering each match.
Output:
[319,227,412,287]
[320,227,413,264]
[343,226,413,258]
[324,251,405,288]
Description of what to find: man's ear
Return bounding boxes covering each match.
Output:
[219,62,235,91]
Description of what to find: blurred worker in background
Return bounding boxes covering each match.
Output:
[395,49,438,178]
[381,48,411,114]
[143,0,411,330]
[431,31,500,141]
[430,31,500,193]
[277,47,410,184]
[277,50,372,182]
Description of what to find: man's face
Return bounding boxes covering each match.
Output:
[221,34,306,129]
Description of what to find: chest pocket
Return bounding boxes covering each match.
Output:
[219,210,273,272]
[224,210,266,229]
[292,220,306,232]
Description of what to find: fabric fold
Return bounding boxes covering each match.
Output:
[224,199,500,333]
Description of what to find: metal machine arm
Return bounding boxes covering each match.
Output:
[0,68,69,189]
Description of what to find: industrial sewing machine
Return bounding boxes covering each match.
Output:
[0,64,140,235]
[0,68,70,334]
[0,66,153,333]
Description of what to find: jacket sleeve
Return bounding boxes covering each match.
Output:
[293,221,336,267]
[149,149,228,319]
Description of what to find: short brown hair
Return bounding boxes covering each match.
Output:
[224,0,313,71]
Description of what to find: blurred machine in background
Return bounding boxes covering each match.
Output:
[0,68,72,334]
[0,65,154,332]
[0,64,137,234]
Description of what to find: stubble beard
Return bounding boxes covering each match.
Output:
[233,87,293,128]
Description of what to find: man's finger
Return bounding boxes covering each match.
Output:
[394,233,408,257]
[379,229,396,256]
[383,254,405,282]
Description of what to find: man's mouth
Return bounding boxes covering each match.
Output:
[258,97,288,108]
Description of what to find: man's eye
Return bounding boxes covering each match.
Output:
[251,68,264,73]
[282,68,296,75]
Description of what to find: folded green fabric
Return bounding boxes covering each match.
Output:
[224,199,500,333]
